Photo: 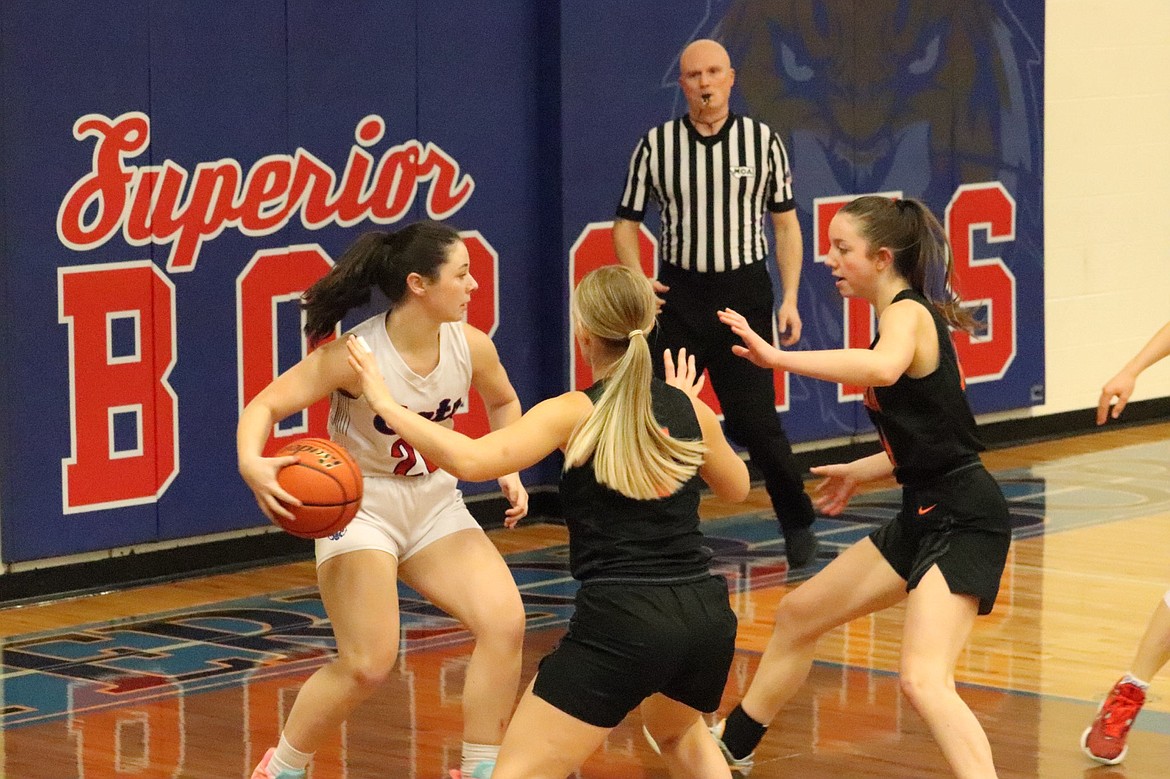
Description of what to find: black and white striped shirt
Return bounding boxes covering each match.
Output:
[616,113,795,273]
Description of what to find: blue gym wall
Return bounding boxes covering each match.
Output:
[0,1,1044,564]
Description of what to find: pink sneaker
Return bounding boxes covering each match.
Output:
[448,761,494,778]
[1080,678,1146,765]
[250,747,306,779]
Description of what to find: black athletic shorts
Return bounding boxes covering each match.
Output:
[531,575,737,728]
[869,463,1012,615]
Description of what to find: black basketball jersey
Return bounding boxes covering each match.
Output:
[863,290,984,485]
[559,378,712,585]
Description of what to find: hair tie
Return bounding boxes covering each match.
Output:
[628,329,644,340]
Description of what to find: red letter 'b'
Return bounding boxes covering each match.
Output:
[58,262,179,513]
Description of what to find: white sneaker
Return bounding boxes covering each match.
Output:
[645,720,754,775]
[710,718,755,776]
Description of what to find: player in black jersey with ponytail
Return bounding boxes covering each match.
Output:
[347,265,750,779]
[714,196,1011,779]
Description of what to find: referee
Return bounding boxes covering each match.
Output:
[613,38,817,567]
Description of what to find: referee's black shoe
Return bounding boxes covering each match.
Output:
[783,525,819,568]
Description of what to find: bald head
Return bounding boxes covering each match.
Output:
[680,39,731,71]
[678,39,735,124]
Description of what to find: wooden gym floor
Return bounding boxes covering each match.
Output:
[1,421,1168,778]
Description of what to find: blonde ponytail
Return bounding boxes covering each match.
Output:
[564,267,705,500]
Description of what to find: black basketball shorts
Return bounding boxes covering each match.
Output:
[531,575,737,728]
[870,463,1012,615]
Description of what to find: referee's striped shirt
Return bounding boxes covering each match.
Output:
[616,113,795,273]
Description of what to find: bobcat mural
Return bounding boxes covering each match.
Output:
[717,0,1042,211]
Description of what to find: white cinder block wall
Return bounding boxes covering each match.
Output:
[1037,1,1170,417]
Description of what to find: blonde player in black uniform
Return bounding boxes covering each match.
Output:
[714,196,1011,779]
[238,222,528,779]
[346,265,751,779]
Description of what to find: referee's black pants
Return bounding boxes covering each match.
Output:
[651,262,815,535]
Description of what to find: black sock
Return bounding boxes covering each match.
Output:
[722,704,767,760]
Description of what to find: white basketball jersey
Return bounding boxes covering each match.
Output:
[329,313,472,479]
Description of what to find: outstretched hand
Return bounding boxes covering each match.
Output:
[717,308,784,369]
[1097,370,1137,425]
[346,335,397,410]
[809,462,859,516]
[663,347,705,399]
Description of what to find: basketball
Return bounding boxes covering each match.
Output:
[274,438,363,538]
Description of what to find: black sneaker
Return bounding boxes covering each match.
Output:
[783,525,819,568]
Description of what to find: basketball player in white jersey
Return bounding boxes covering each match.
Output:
[238,221,527,779]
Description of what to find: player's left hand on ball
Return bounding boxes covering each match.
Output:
[239,454,301,522]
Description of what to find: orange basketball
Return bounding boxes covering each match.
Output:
[274,438,363,539]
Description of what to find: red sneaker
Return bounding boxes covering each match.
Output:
[1080,679,1146,765]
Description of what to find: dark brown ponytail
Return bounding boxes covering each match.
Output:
[841,196,976,332]
[302,221,462,344]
